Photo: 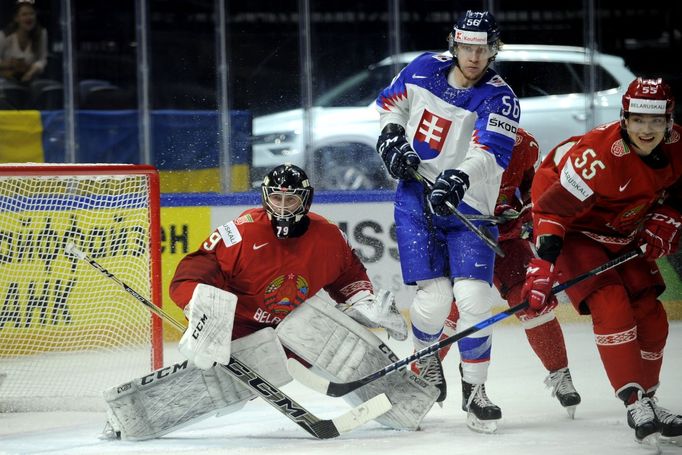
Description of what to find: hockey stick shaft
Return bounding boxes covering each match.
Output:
[65,242,389,439]
[409,169,505,257]
[462,214,507,223]
[464,204,532,224]
[298,247,643,397]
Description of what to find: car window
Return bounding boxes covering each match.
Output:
[493,61,620,98]
[316,63,407,108]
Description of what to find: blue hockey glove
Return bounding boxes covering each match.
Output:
[428,169,470,217]
[376,126,420,180]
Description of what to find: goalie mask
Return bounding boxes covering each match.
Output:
[448,10,501,62]
[620,77,675,138]
[261,164,314,239]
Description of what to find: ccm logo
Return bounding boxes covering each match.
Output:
[192,314,208,340]
[117,383,132,393]
[650,213,682,229]
[140,360,190,385]
[192,313,209,339]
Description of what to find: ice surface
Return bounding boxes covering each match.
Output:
[1,321,680,455]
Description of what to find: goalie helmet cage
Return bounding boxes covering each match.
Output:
[0,164,163,412]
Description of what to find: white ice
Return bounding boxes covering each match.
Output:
[2,321,681,455]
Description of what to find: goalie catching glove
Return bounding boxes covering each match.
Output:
[179,283,238,369]
[337,288,408,341]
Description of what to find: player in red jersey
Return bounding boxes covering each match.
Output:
[523,78,682,445]
[100,165,422,440]
[170,163,407,355]
[436,128,581,417]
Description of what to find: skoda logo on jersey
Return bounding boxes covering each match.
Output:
[413,109,452,159]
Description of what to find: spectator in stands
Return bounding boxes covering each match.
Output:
[0,0,47,83]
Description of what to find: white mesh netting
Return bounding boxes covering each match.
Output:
[0,169,159,411]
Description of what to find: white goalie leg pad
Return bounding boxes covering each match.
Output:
[276,295,439,431]
[103,327,291,440]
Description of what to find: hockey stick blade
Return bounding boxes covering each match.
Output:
[289,247,643,397]
[408,169,504,257]
[329,392,392,434]
[66,242,391,439]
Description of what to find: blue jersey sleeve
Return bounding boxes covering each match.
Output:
[473,80,520,170]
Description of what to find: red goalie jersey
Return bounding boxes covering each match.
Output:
[170,208,372,338]
[532,121,682,247]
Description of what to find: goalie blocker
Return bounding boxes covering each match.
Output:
[277,295,440,430]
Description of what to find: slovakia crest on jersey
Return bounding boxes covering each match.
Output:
[413,109,452,159]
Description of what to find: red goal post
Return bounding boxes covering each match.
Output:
[0,163,163,411]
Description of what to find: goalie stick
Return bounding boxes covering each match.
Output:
[65,242,391,439]
[289,246,644,397]
[408,169,505,257]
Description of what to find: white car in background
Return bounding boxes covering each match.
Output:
[252,45,635,190]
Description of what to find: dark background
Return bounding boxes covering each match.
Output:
[2,1,681,115]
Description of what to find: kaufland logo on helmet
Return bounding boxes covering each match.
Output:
[629,98,667,114]
[455,29,488,45]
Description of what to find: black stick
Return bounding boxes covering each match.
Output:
[65,242,390,439]
[409,169,505,257]
[291,247,643,397]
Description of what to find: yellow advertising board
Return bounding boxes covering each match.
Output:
[159,206,213,340]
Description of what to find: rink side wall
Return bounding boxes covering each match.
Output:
[159,191,682,340]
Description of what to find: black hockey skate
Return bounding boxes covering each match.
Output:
[544,367,581,419]
[621,388,660,446]
[412,353,447,405]
[461,378,501,434]
[649,400,682,444]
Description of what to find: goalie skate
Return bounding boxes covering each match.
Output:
[461,380,501,434]
[544,367,581,419]
[100,419,121,440]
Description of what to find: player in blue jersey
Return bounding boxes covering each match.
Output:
[375,10,520,434]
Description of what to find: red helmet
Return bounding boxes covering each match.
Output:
[621,77,675,135]
[622,77,674,116]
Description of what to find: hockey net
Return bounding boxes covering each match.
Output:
[0,164,163,412]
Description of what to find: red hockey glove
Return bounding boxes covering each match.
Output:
[637,205,682,261]
[521,257,559,316]
[497,206,533,242]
